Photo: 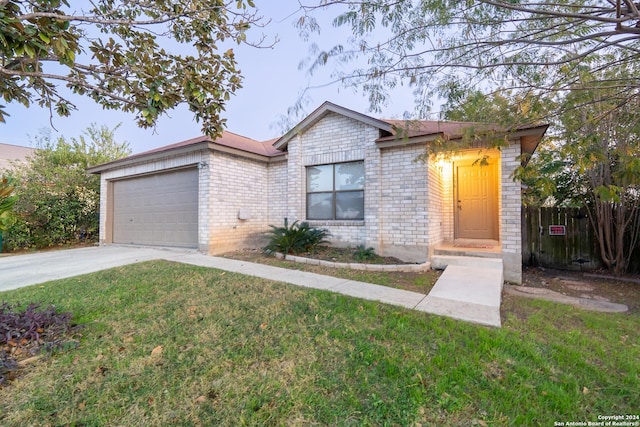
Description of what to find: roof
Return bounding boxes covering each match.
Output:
[378,119,549,159]
[382,119,485,139]
[126,131,281,160]
[88,131,284,173]
[0,142,35,171]
[273,102,547,157]
[89,102,548,173]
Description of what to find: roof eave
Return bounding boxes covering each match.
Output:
[87,141,212,174]
[88,140,288,174]
[212,144,286,163]
[512,124,549,164]
[375,133,443,149]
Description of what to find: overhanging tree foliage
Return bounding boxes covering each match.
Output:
[5,124,130,250]
[507,68,640,275]
[298,1,640,122]
[554,77,640,275]
[0,0,265,135]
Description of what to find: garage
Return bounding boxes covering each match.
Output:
[112,168,199,248]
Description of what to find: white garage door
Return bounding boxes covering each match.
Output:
[112,168,198,248]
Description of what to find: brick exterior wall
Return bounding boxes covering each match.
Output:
[378,144,429,262]
[426,160,445,247]
[286,112,381,249]
[205,151,270,254]
[280,112,435,263]
[267,160,288,227]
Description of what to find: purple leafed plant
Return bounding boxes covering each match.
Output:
[0,303,75,386]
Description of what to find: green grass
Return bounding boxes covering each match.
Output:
[0,261,638,426]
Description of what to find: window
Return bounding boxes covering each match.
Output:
[306,161,364,220]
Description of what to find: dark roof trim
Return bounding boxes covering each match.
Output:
[273,101,395,150]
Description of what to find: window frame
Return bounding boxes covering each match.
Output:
[306,161,365,221]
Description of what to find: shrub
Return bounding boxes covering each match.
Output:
[264,218,330,255]
[5,125,129,251]
[353,245,376,261]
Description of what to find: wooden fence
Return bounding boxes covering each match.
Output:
[522,206,640,273]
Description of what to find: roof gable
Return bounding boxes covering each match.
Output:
[273,101,395,150]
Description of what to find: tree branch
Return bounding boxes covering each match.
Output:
[0,66,142,108]
[479,0,637,25]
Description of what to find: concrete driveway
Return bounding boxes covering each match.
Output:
[0,245,184,292]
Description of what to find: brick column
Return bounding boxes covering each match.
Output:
[501,143,523,284]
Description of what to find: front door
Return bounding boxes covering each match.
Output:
[455,159,498,240]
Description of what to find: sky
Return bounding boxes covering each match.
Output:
[0,2,419,154]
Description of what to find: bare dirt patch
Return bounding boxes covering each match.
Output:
[518,266,640,313]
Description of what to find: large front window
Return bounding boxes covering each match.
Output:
[306,161,364,220]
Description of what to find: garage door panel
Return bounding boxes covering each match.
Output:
[113,168,198,248]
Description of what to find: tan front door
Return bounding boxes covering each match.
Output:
[455,159,498,239]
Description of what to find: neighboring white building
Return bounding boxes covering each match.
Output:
[0,142,35,172]
[88,102,547,284]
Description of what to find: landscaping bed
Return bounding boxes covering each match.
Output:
[223,248,440,294]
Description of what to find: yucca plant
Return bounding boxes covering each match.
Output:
[264,218,330,255]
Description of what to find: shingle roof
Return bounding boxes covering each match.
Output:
[89,102,548,173]
[379,119,544,140]
[130,131,282,160]
[87,131,284,173]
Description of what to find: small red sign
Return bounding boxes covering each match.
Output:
[549,225,566,236]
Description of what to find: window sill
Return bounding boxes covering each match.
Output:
[307,220,365,227]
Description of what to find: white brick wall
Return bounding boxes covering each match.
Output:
[500,143,522,254]
[501,143,523,283]
[378,144,429,260]
[206,151,270,254]
[267,160,288,226]
[426,160,445,246]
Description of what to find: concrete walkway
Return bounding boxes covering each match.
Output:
[0,246,503,327]
[417,263,504,327]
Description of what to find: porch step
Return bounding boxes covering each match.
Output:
[431,254,503,271]
[432,247,502,259]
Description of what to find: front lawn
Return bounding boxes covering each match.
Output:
[0,261,638,426]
